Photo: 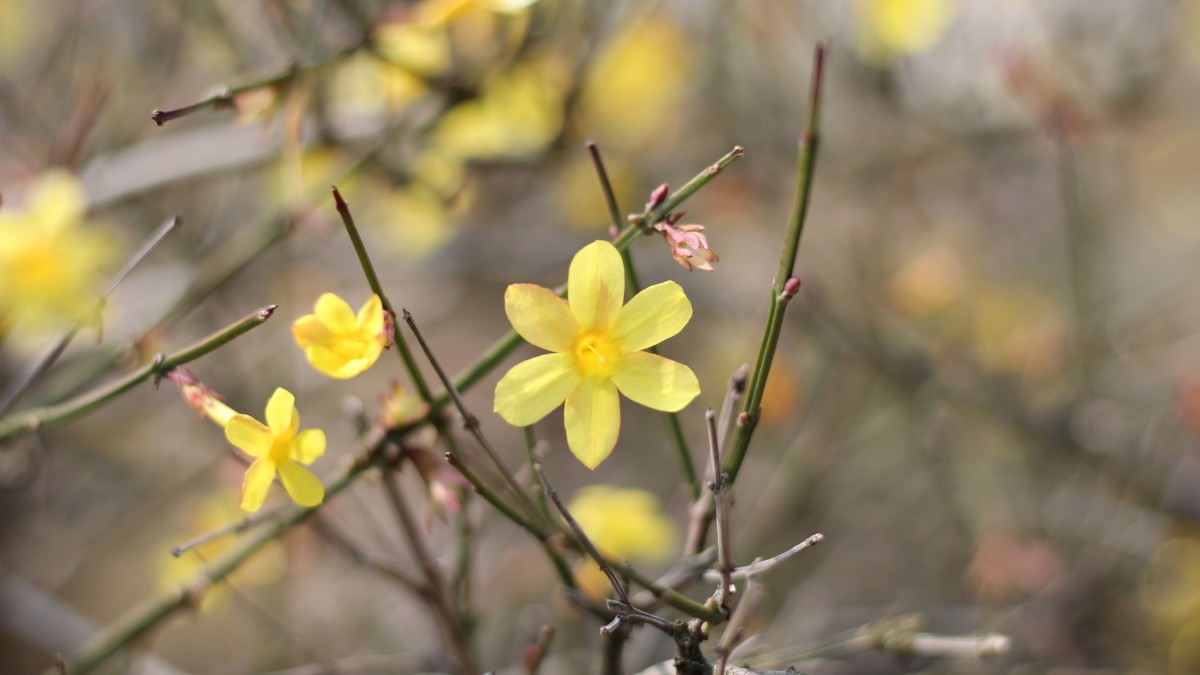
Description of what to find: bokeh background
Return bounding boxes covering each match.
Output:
[3,0,1200,673]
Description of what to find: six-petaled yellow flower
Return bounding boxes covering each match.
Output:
[225,388,326,511]
[494,240,700,469]
[292,293,388,379]
[0,171,114,330]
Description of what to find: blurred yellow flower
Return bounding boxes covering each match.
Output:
[853,0,955,65]
[225,388,326,511]
[430,58,565,160]
[578,15,690,149]
[293,293,388,379]
[331,52,431,118]
[365,184,456,258]
[494,241,700,469]
[886,245,966,318]
[568,484,677,599]
[157,498,287,612]
[0,171,114,330]
[379,381,430,429]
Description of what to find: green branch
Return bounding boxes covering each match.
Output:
[0,305,277,444]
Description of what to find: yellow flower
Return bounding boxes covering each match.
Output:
[853,0,954,65]
[494,241,700,469]
[292,293,388,379]
[568,484,677,600]
[226,388,326,511]
[0,171,114,329]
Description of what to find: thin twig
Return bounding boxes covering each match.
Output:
[381,466,477,675]
[169,504,285,557]
[701,533,824,583]
[149,45,360,125]
[402,309,545,525]
[534,464,629,606]
[686,366,749,555]
[0,305,277,444]
[707,410,733,615]
[0,215,180,417]
[332,187,437,405]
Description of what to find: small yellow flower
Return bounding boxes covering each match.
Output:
[292,293,388,379]
[0,171,114,329]
[225,388,326,511]
[494,241,700,469]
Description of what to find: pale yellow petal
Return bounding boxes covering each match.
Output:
[611,351,699,412]
[240,458,276,512]
[494,353,580,426]
[29,171,86,234]
[292,429,326,465]
[314,293,358,334]
[265,388,298,434]
[609,281,692,352]
[564,377,620,469]
[505,283,579,353]
[357,294,385,334]
[568,240,624,332]
[277,460,325,507]
[225,415,273,458]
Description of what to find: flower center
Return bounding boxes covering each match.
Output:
[268,432,294,464]
[574,332,617,377]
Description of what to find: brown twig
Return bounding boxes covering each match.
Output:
[381,464,477,675]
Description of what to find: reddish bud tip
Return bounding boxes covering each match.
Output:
[648,183,669,210]
[782,277,802,300]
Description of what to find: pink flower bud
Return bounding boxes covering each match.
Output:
[647,183,669,210]
[782,277,802,300]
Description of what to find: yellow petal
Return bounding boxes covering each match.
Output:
[265,388,298,434]
[314,293,358,334]
[304,344,370,379]
[357,294,385,334]
[28,171,86,234]
[505,283,579,353]
[611,351,699,412]
[568,241,624,332]
[564,377,620,469]
[293,429,326,465]
[277,460,325,507]
[293,314,338,349]
[225,414,273,458]
[609,280,692,352]
[494,353,580,426]
[240,458,276,511]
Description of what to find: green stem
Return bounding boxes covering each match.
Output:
[332,187,436,405]
[0,305,277,444]
[724,45,825,484]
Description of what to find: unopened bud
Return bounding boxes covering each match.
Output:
[647,183,669,210]
[782,277,802,300]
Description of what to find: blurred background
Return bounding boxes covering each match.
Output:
[2,0,1200,672]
